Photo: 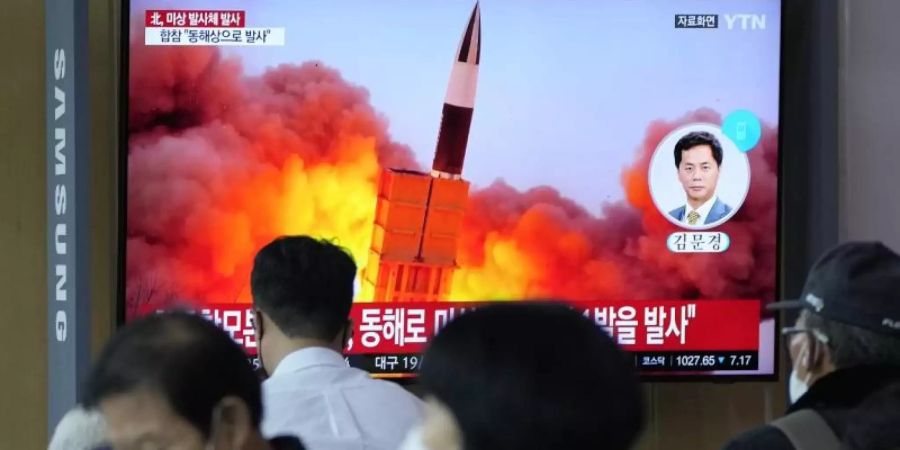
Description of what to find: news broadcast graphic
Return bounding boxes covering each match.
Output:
[648,123,751,232]
[143,10,285,46]
[140,299,762,376]
[123,0,782,378]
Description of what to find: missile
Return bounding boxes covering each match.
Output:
[431,2,481,180]
[364,3,481,301]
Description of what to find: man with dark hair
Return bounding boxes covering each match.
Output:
[669,130,733,226]
[84,312,305,450]
[722,242,900,450]
[251,236,423,450]
[399,302,644,450]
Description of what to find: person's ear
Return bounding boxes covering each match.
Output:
[421,397,463,450]
[808,337,833,374]
[253,310,265,341]
[343,319,354,351]
[209,396,253,449]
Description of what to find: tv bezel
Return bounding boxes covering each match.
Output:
[115,0,842,383]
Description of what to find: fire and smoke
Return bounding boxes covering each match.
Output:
[452,108,778,302]
[126,40,777,314]
[126,38,418,312]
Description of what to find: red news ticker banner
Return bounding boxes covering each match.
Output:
[141,300,759,356]
[145,10,246,28]
[348,300,760,354]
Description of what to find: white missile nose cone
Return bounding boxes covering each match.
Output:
[457,2,481,66]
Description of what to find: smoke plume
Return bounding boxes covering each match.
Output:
[452,108,777,302]
[126,36,418,314]
[126,38,777,314]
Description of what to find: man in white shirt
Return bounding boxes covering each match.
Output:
[668,131,733,227]
[251,236,424,450]
[48,406,109,450]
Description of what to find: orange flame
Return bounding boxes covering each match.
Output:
[126,41,778,314]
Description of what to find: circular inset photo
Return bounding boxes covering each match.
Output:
[648,123,750,230]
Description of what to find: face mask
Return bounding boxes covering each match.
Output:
[788,369,809,404]
[788,342,814,404]
[398,426,430,450]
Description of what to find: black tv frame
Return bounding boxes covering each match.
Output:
[115,0,841,383]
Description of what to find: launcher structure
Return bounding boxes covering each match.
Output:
[362,4,481,302]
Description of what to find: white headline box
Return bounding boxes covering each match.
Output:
[145,27,285,46]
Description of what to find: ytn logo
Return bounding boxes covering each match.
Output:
[724,14,766,31]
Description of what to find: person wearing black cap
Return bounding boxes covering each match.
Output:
[722,241,900,450]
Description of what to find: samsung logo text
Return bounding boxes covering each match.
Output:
[52,47,68,342]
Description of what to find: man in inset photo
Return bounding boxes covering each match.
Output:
[669,131,732,227]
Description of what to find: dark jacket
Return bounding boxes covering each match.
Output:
[271,435,306,450]
[721,366,900,450]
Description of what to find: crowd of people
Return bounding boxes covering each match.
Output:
[49,238,900,450]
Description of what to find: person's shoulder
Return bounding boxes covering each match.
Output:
[669,205,685,219]
[48,406,108,450]
[365,376,422,399]
[720,424,794,450]
[352,374,425,412]
[716,198,733,214]
[708,198,733,223]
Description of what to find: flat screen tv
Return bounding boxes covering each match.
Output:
[121,0,782,379]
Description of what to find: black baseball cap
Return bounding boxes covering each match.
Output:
[769,241,900,336]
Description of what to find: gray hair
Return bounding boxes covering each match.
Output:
[48,406,108,450]
[803,310,900,368]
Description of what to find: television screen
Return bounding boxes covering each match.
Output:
[123,0,781,378]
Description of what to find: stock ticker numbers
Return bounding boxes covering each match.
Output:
[637,351,757,372]
[353,350,758,375]
[730,354,754,367]
[674,355,717,368]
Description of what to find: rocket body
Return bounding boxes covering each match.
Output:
[432,3,481,179]
[362,4,480,302]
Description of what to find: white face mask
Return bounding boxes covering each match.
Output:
[400,399,463,450]
[398,426,430,450]
[788,368,810,404]
[788,341,816,404]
